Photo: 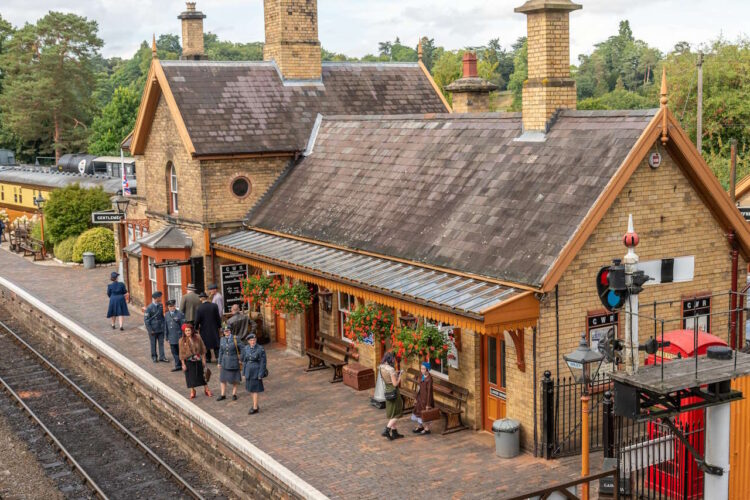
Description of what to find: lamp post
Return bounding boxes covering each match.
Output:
[33,193,46,258]
[113,195,130,215]
[564,334,604,500]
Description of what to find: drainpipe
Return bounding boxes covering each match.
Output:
[555,285,560,378]
[728,231,739,348]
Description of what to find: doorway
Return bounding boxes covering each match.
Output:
[275,311,287,346]
[482,333,507,430]
[305,285,319,350]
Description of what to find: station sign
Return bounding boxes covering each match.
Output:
[91,211,125,224]
[221,264,249,314]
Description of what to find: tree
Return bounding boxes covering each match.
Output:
[89,86,140,155]
[203,33,263,61]
[0,15,15,150]
[578,88,656,110]
[431,48,500,106]
[507,39,528,111]
[157,34,181,58]
[44,184,112,244]
[418,37,438,72]
[0,12,103,162]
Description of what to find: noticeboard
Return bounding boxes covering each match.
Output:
[220,264,248,314]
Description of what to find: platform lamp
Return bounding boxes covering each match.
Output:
[113,195,130,215]
[564,334,604,500]
[33,193,46,258]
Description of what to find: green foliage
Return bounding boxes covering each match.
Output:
[204,33,263,61]
[507,39,528,111]
[241,274,275,310]
[72,227,115,263]
[431,48,500,107]
[268,281,311,315]
[53,236,77,262]
[29,220,52,251]
[343,303,394,345]
[578,89,657,110]
[322,47,357,62]
[390,323,450,363]
[89,86,140,155]
[44,184,112,244]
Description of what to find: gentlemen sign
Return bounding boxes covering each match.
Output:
[91,211,125,224]
[221,264,248,314]
[739,206,750,221]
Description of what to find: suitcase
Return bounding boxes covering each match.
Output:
[343,362,375,391]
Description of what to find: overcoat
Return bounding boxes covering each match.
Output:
[242,343,267,393]
[143,302,165,335]
[194,301,221,350]
[106,281,130,318]
[164,309,185,345]
[180,291,201,323]
[413,373,435,418]
[218,334,242,371]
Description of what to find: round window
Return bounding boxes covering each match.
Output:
[231,177,251,198]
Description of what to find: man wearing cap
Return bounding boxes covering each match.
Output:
[144,291,168,363]
[180,284,201,325]
[194,292,222,363]
[164,299,185,372]
[208,283,224,315]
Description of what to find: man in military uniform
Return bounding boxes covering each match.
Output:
[164,299,185,371]
[144,291,167,363]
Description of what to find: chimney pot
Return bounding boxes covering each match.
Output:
[186,2,196,11]
[462,52,478,78]
[178,2,207,60]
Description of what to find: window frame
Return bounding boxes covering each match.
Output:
[423,318,455,379]
[338,292,356,343]
[168,162,178,214]
[148,257,157,299]
[682,294,711,333]
[230,175,252,200]
[165,265,182,304]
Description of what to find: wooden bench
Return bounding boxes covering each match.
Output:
[400,367,469,435]
[305,334,359,383]
[9,227,28,253]
[20,237,45,261]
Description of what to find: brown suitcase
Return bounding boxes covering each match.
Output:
[343,362,375,391]
[421,407,441,422]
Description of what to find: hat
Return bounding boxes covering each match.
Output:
[152,291,163,299]
[223,325,231,332]
[199,292,208,299]
[208,283,218,290]
[187,283,196,291]
[166,299,176,306]
[421,361,431,371]
[181,323,192,332]
[247,333,257,340]
[110,271,119,279]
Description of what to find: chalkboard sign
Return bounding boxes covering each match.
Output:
[220,264,248,314]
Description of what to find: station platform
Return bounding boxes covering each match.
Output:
[0,247,593,499]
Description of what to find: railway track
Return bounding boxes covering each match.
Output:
[0,319,206,500]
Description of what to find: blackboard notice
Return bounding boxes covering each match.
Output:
[220,264,248,314]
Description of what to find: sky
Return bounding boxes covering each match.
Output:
[1,0,748,60]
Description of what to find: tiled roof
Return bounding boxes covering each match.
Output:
[138,225,192,250]
[159,61,448,156]
[245,109,657,287]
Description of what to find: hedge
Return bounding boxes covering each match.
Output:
[72,227,115,263]
[53,236,77,262]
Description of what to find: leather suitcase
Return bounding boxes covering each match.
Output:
[343,362,375,391]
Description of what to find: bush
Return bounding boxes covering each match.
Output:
[72,227,115,263]
[44,184,112,244]
[53,236,77,262]
[29,219,53,252]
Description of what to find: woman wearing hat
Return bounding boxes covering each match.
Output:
[106,272,130,331]
[411,361,435,435]
[217,325,242,401]
[241,334,266,414]
[179,323,211,399]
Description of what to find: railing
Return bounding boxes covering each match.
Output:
[504,469,618,500]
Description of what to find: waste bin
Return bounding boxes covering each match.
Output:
[82,252,96,270]
[493,418,520,458]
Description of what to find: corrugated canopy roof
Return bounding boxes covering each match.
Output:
[214,230,524,319]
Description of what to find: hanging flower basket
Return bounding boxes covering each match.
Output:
[343,303,394,345]
[241,274,275,311]
[391,322,450,364]
[268,281,312,316]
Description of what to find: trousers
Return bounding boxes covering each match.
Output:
[149,332,166,360]
[170,344,180,368]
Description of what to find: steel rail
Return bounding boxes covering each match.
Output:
[0,319,205,500]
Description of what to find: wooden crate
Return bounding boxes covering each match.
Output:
[343,362,375,391]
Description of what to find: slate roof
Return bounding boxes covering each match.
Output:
[245,110,657,288]
[159,61,448,156]
[138,225,192,250]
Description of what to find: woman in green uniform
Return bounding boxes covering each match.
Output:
[380,351,404,440]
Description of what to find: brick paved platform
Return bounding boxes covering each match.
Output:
[0,247,600,499]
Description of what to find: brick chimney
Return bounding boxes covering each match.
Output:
[445,52,498,113]
[178,2,207,60]
[515,0,581,133]
[263,0,322,81]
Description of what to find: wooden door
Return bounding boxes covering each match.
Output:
[305,285,319,350]
[275,311,287,346]
[482,334,507,430]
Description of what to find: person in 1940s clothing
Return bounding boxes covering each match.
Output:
[164,299,185,372]
[179,283,201,325]
[143,291,167,363]
[208,283,225,315]
[179,324,211,399]
[107,272,130,331]
[380,351,404,440]
[227,304,255,341]
[241,334,266,414]
[217,326,242,401]
[194,292,222,363]
[411,362,435,435]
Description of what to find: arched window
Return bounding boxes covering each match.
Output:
[168,162,178,214]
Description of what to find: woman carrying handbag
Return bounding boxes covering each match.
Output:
[380,352,404,440]
[412,362,438,435]
[179,324,212,399]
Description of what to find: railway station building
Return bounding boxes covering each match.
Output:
[119,0,750,451]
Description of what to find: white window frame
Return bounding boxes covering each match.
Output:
[424,318,453,380]
[148,257,157,298]
[166,266,182,304]
[338,292,356,343]
[169,164,178,214]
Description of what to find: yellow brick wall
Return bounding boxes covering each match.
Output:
[522,83,577,132]
[181,18,205,58]
[452,92,492,113]
[501,144,748,451]
[263,0,322,80]
[526,10,571,80]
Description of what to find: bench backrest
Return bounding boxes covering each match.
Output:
[433,377,469,412]
[318,334,358,362]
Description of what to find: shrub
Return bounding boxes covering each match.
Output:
[44,184,112,244]
[53,236,77,262]
[72,227,115,263]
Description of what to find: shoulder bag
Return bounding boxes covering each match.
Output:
[233,335,243,372]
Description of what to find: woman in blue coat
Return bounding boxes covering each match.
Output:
[217,326,242,401]
[107,272,130,331]
[241,334,267,414]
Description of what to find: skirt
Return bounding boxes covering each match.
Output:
[245,376,264,393]
[384,383,403,419]
[220,367,242,384]
[184,359,207,389]
[107,295,130,318]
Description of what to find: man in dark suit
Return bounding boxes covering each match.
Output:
[194,292,222,363]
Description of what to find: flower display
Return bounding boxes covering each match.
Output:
[391,322,450,363]
[343,303,394,345]
[267,280,312,315]
[241,274,275,310]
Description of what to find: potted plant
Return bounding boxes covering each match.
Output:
[343,303,394,346]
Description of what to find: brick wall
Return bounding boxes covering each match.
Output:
[521,83,577,132]
[452,92,492,113]
[263,0,322,80]
[181,18,205,58]
[502,144,749,451]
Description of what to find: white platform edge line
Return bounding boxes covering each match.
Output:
[0,276,328,500]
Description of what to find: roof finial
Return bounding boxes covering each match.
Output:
[152,34,158,59]
[660,66,668,145]
[418,37,423,63]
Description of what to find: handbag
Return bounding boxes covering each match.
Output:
[421,407,441,422]
[384,388,398,401]
[233,336,243,372]
[204,366,212,383]
[263,367,268,378]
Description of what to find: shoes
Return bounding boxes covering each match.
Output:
[412,426,424,434]
[386,428,395,441]
[190,391,196,400]
[419,429,431,435]
[391,429,404,439]
[249,407,259,415]
[159,358,169,363]
[232,395,238,401]
[217,395,226,401]
[170,367,181,372]
[152,358,158,363]
[120,327,124,331]
[382,427,390,437]
[111,325,116,330]
[204,388,212,397]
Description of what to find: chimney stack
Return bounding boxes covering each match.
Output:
[515,0,581,133]
[445,52,498,113]
[178,2,207,60]
[263,0,322,81]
